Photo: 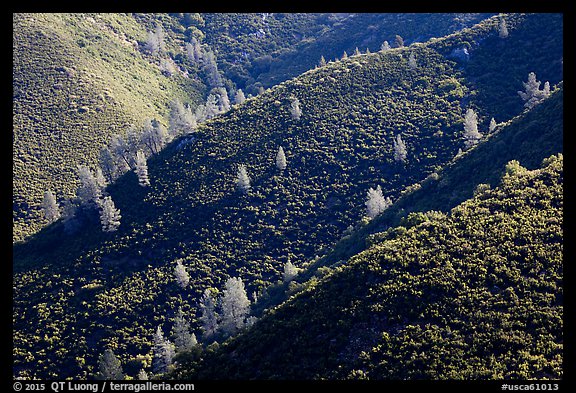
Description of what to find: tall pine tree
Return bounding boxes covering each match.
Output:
[276,146,287,171]
[199,289,218,339]
[289,98,302,120]
[76,165,102,207]
[99,196,121,232]
[394,135,408,162]
[463,108,482,148]
[366,185,391,219]
[174,259,190,288]
[42,190,60,223]
[499,18,509,38]
[518,72,551,109]
[134,151,150,187]
[172,307,197,353]
[236,164,251,194]
[152,326,175,374]
[220,277,251,336]
[96,349,124,380]
[283,261,299,282]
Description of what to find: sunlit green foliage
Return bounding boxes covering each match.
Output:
[176,154,562,380]
[199,13,492,94]
[13,13,205,242]
[12,13,563,380]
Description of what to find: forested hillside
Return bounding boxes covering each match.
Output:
[12,13,563,380]
[13,12,491,243]
[12,13,205,242]
[177,152,562,379]
[253,86,563,316]
[199,13,493,92]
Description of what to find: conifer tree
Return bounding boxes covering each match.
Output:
[156,120,171,145]
[518,72,551,109]
[234,89,246,105]
[199,289,218,338]
[185,106,198,133]
[160,57,177,76]
[172,307,197,353]
[174,259,190,288]
[76,165,102,207]
[366,185,390,219]
[99,196,121,232]
[94,167,107,189]
[137,369,148,380]
[194,103,206,124]
[185,42,196,63]
[97,349,124,380]
[543,81,551,97]
[319,55,327,67]
[236,164,251,194]
[276,146,287,171]
[393,134,408,162]
[169,100,193,137]
[489,117,497,133]
[220,277,251,335]
[380,41,391,52]
[216,87,231,113]
[186,37,203,63]
[134,151,150,187]
[353,47,361,56]
[152,326,175,374]
[342,51,348,60]
[408,52,417,69]
[499,18,509,38]
[395,34,404,48]
[61,198,79,234]
[289,98,302,120]
[463,108,482,148]
[42,190,60,223]
[202,49,222,88]
[155,24,165,53]
[99,147,118,182]
[204,93,220,120]
[145,30,160,56]
[126,127,142,163]
[283,261,299,282]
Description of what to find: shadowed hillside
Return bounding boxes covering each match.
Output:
[13,13,205,242]
[175,152,563,380]
[13,13,491,243]
[200,13,493,92]
[12,13,563,380]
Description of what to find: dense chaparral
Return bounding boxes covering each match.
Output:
[13,12,562,381]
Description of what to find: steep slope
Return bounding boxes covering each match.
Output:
[12,13,563,379]
[201,13,493,92]
[254,86,563,316]
[13,13,205,242]
[12,12,491,243]
[175,153,563,380]
[14,12,561,243]
[427,12,563,121]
